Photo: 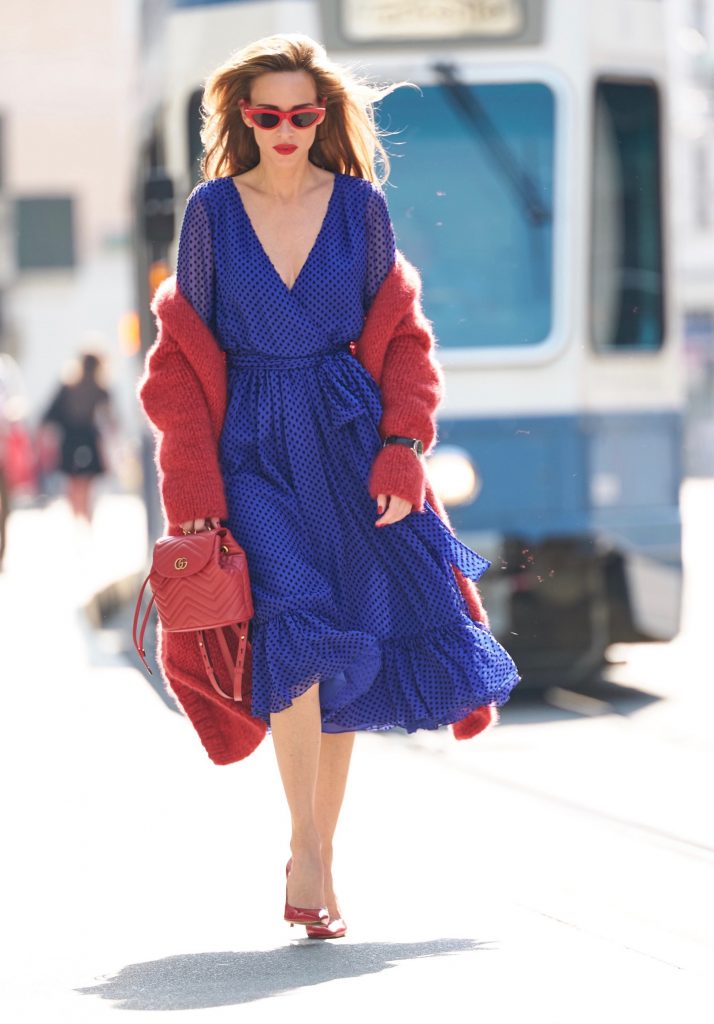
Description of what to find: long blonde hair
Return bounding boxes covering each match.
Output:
[201,34,402,184]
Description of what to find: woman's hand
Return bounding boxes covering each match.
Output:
[375,494,412,527]
[179,516,222,535]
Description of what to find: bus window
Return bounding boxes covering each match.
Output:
[378,81,555,349]
[591,80,664,352]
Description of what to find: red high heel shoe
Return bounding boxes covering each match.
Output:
[284,859,328,928]
[306,917,347,940]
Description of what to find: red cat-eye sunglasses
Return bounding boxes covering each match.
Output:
[240,101,326,130]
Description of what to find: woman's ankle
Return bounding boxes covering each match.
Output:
[319,843,334,872]
[289,830,322,861]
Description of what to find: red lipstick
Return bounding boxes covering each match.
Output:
[273,144,297,155]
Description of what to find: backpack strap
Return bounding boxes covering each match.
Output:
[197,622,250,702]
[132,572,155,674]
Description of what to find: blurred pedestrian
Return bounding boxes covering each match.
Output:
[42,352,115,522]
[0,353,31,568]
[0,360,9,570]
[139,34,519,939]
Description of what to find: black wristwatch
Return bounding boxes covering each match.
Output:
[383,435,424,457]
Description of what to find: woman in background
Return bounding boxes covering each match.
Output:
[43,352,113,522]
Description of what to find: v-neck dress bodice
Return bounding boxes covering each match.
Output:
[230,174,337,294]
[176,173,518,732]
[179,174,388,363]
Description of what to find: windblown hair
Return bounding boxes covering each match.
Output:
[200,34,403,184]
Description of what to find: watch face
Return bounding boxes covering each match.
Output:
[414,439,424,456]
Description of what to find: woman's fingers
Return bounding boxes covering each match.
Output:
[179,516,221,534]
[375,495,412,527]
[375,494,387,526]
[196,516,222,532]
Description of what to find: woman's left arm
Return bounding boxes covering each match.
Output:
[361,186,443,524]
[369,300,445,520]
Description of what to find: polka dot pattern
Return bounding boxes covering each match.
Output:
[175,173,519,732]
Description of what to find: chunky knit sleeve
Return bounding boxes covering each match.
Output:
[367,287,445,512]
[176,187,215,330]
[139,326,228,528]
[364,186,396,311]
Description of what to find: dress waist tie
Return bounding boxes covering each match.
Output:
[228,347,352,370]
[417,509,491,583]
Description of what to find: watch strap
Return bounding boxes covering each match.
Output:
[383,435,424,456]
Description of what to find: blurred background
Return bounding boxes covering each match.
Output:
[0,1,712,1012]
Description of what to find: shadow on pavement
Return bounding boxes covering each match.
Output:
[501,677,661,724]
[75,938,493,1010]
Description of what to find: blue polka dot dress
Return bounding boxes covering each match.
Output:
[176,172,519,732]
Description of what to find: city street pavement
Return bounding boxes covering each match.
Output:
[0,485,712,1022]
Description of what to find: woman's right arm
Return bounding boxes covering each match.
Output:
[139,187,227,533]
[42,386,66,427]
[139,327,228,531]
[176,186,216,333]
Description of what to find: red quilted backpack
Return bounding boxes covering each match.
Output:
[133,526,253,702]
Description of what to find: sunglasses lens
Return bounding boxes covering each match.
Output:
[252,112,280,129]
[291,110,320,128]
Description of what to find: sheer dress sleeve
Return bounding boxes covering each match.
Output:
[364,185,396,310]
[176,186,215,331]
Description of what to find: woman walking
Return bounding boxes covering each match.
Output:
[139,34,518,938]
[42,352,113,522]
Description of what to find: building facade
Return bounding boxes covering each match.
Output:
[0,0,140,439]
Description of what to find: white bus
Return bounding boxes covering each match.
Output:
[135,0,683,686]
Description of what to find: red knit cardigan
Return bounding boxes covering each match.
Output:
[138,251,496,764]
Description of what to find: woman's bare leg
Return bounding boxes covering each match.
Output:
[314,732,355,919]
[67,476,80,518]
[270,682,325,911]
[77,477,93,521]
[67,476,92,521]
